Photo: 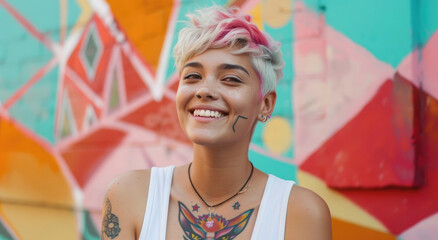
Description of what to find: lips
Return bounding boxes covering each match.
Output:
[189,106,228,118]
[193,109,224,118]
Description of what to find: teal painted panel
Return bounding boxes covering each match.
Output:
[83,210,100,240]
[324,0,412,67]
[249,149,297,181]
[9,66,59,143]
[420,0,438,45]
[0,6,53,103]
[0,219,14,240]
[66,0,82,36]
[301,0,323,13]
[6,0,61,42]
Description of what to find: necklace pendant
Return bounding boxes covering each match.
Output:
[208,206,215,213]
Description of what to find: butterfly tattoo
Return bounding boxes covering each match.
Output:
[178,201,254,240]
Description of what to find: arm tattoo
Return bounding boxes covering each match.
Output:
[101,196,121,239]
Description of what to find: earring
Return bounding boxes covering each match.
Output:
[260,115,271,122]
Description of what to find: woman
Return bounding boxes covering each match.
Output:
[101,6,332,240]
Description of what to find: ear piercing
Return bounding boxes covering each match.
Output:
[260,115,271,122]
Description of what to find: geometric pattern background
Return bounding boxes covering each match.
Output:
[0,0,437,239]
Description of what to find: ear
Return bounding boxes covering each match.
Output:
[258,91,276,122]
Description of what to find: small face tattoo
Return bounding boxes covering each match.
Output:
[232,115,248,133]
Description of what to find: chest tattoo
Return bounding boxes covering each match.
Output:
[178,201,253,240]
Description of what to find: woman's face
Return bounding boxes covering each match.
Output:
[176,47,265,146]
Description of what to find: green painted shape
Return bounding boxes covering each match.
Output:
[0,6,52,103]
[9,66,59,143]
[82,210,100,240]
[249,149,297,181]
[324,0,412,67]
[0,219,14,240]
[60,107,72,139]
[84,32,98,68]
[109,72,120,111]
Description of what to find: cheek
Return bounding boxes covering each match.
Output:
[229,88,259,111]
[175,84,189,107]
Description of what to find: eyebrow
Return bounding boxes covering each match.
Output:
[182,62,250,76]
[219,64,250,76]
[182,62,202,69]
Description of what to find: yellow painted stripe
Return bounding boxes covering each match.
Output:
[297,170,389,233]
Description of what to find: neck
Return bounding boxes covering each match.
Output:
[189,141,253,204]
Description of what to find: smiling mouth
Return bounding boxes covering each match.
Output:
[191,109,228,118]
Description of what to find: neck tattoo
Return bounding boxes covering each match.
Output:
[188,162,254,217]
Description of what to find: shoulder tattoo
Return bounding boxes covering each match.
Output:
[101,196,121,239]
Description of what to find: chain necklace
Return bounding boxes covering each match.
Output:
[188,162,254,216]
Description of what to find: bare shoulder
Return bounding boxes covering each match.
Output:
[101,169,151,240]
[285,185,332,240]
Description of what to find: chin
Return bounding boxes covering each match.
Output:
[189,135,224,146]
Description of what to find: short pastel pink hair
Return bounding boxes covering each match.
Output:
[173,6,285,97]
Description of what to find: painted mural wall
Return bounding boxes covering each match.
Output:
[0,0,437,239]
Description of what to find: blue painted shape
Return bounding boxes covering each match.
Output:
[249,149,297,181]
[324,0,412,67]
[0,6,53,104]
[9,66,59,143]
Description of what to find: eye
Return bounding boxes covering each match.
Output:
[222,76,242,83]
[183,73,202,81]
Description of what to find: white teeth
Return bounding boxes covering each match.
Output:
[193,109,225,118]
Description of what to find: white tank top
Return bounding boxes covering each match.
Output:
[138,165,295,240]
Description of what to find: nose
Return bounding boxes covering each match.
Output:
[195,87,218,100]
[195,77,219,100]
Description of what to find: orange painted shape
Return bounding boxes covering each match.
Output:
[106,0,174,70]
[0,118,76,239]
[332,218,396,240]
[0,119,74,206]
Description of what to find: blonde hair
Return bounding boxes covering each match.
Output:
[173,6,285,97]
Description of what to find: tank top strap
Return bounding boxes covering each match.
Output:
[251,174,295,240]
[138,166,175,240]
